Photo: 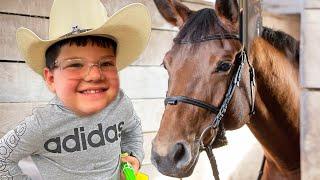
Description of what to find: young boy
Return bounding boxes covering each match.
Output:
[0,0,151,179]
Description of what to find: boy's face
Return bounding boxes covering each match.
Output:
[43,43,119,116]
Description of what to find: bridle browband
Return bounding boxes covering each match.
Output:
[164,34,256,180]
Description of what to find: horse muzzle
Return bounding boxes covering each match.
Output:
[151,140,199,177]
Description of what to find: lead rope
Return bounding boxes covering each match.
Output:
[205,146,220,180]
[257,156,266,180]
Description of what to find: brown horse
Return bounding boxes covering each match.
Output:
[151,0,300,179]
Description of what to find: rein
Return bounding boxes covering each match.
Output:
[164,35,256,180]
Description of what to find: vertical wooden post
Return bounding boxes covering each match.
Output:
[239,0,262,51]
[301,1,320,179]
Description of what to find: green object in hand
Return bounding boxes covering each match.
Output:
[121,162,136,180]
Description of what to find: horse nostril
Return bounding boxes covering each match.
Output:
[172,143,186,163]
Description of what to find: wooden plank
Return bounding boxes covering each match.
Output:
[0,13,176,65]
[0,102,44,137]
[301,9,320,88]
[119,66,168,99]
[304,1,320,9]
[0,99,164,137]
[182,0,212,6]
[133,30,176,65]
[301,90,320,180]
[0,14,48,61]
[0,63,54,102]
[132,99,164,133]
[262,12,300,40]
[0,0,53,17]
[182,1,212,10]
[263,0,302,14]
[0,63,168,102]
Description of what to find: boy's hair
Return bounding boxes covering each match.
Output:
[45,36,117,70]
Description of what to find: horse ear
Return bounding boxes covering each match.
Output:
[215,0,239,25]
[154,0,193,28]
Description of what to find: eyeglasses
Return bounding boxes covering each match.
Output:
[54,58,117,79]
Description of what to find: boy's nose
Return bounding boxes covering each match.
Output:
[83,65,104,81]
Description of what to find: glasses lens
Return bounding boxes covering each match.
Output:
[99,59,116,71]
[58,59,85,79]
[60,59,85,70]
[56,58,116,79]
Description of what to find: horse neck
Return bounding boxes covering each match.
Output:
[247,37,300,173]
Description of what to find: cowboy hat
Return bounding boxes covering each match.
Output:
[16,0,151,75]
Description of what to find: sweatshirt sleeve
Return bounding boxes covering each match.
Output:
[120,103,144,166]
[0,114,42,179]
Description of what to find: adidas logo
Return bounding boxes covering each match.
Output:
[44,122,124,153]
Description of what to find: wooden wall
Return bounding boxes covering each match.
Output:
[301,1,320,180]
[0,0,303,179]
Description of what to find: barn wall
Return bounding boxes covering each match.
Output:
[301,1,320,180]
[0,0,303,179]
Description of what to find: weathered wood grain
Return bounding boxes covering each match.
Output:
[0,63,168,102]
[263,12,300,40]
[133,30,177,66]
[119,66,168,99]
[0,14,48,61]
[304,1,320,8]
[0,0,53,16]
[301,9,320,88]
[301,90,320,180]
[263,0,302,14]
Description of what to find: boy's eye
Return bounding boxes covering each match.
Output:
[216,61,232,72]
[60,59,85,69]
[100,61,114,67]
[63,62,84,69]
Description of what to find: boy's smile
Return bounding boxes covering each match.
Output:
[43,43,119,116]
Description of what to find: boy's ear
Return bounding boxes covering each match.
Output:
[43,68,56,93]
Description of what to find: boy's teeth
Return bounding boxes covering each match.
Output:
[83,90,102,94]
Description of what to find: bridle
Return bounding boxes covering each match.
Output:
[164,34,256,180]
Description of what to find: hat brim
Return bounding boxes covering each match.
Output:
[16,3,151,75]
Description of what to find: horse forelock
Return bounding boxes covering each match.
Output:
[174,8,230,44]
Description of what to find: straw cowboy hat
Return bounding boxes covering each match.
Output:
[16,0,151,75]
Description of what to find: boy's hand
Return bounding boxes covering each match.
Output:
[121,155,140,173]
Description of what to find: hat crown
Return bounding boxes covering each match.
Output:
[49,0,108,39]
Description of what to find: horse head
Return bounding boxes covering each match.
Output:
[151,0,256,177]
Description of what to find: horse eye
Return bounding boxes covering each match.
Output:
[216,61,232,72]
[161,62,167,70]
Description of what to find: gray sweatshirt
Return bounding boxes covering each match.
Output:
[0,90,144,180]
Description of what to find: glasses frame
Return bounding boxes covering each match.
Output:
[53,58,117,79]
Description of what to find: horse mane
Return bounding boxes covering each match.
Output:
[175,8,229,43]
[261,27,300,64]
[175,8,300,65]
